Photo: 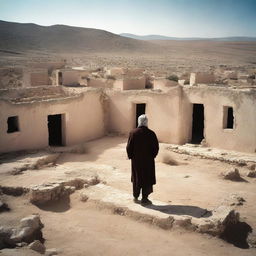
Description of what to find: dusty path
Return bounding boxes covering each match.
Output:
[1,136,256,255]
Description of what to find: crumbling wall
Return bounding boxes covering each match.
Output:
[181,86,256,153]
[57,70,80,86]
[0,68,23,89]
[0,89,105,153]
[30,71,50,87]
[190,72,215,85]
[123,77,146,90]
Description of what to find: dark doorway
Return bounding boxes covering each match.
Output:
[58,72,63,85]
[191,104,204,144]
[135,103,146,127]
[48,114,63,146]
[223,106,234,129]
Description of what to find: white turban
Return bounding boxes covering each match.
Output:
[138,114,148,127]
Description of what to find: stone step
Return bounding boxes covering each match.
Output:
[167,144,256,165]
[81,184,236,236]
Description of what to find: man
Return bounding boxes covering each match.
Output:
[126,114,159,205]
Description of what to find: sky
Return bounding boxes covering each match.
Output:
[0,0,256,37]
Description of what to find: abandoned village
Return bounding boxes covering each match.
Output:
[0,63,256,154]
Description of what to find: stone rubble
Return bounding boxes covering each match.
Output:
[222,168,243,181]
[247,170,256,178]
[0,200,10,212]
[0,214,44,250]
[45,248,59,256]
[30,177,101,205]
[28,240,46,254]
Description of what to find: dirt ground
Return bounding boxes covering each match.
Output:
[1,40,256,77]
[1,136,256,255]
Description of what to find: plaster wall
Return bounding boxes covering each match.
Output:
[0,90,105,153]
[123,77,146,90]
[190,72,215,85]
[30,71,50,87]
[106,88,182,144]
[57,71,80,86]
[181,86,256,153]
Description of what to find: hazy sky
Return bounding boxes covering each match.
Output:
[0,0,255,37]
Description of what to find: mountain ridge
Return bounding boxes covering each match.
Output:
[120,33,256,41]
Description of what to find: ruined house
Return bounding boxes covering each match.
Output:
[0,67,256,154]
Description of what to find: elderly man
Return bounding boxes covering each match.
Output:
[126,114,159,205]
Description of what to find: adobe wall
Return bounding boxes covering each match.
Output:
[180,86,256,153]
[30,71,50,87]
[190,72,215,85]
[56,70,80,86]
[0,89,105,153]
[123,77,146,90]
[106,87,182,144]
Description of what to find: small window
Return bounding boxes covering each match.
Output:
[223,106,234,129]
[7,116,19,133]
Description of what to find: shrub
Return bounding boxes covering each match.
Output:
[166,74,179,82]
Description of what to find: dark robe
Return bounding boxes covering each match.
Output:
[126,126,159,195]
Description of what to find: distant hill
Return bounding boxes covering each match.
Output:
[120,33,256,42]
[0,20,160,53]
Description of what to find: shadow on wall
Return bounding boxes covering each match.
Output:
[143,204,212,218]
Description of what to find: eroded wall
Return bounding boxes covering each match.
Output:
[190,72,215,85]
[30,71,50,87]
[0,89,105,153]
[123,77,146,90]
[181,86,256,153]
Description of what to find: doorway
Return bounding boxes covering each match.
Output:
[58,72,63,85]
[48,114,64,146]
[191,104,204,144]
[135,103,146,127]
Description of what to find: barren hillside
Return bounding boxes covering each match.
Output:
[0,20,160,53]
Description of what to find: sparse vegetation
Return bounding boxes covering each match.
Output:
[166,74,179,82]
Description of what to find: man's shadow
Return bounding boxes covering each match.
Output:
[142,204,212,218]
